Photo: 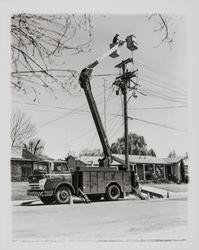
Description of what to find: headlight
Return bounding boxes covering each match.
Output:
[39,178,47,189]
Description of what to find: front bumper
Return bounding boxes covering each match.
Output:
[27,190,53,197]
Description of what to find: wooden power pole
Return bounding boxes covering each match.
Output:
[114,58,137,170]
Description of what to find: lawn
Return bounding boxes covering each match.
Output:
[11,182,37,201]
[146,183,188,192]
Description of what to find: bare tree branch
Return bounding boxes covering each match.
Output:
[11,14,94,99]
[148,14,176,48]
[11,109,36,146]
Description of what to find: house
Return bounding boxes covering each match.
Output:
[79,154,189,183]
[78,155,120,169]
[164,156,188,183]
[65,155,86,171]
[11,146,41,182]
[79,154,168,181]
[183,157,189,182]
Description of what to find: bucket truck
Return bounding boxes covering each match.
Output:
[27,35,144,204]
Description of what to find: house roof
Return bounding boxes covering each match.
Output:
[11,146,23,159]
[79,154,166,165]
[79,156,120,166]
[183,157,189,165]
[11,146,41,161]
[113,154,166,165]
[163,156,184,164]
[79,154,188,166]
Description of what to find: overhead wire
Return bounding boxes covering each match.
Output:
[135,60,185,83]
[37,85,113,128]
[128,116,187,132]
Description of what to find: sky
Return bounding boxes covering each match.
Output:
[11,14,188,159]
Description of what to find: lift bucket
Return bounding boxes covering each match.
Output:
[126,35,138,51]
[109,43,120,58]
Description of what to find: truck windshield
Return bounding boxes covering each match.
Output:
[33,163,48,174]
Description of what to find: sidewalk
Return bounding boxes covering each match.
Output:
[140,185,188,199]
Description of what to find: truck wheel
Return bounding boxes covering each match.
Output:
[40,196,55,205]
[106,184,121,201]
[55,186,71,204]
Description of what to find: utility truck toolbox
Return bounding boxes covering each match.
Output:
[73,167,134,201]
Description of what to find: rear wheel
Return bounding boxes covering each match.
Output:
[55,186,71,204]
[106,184,121,201]
[40,196,55,205]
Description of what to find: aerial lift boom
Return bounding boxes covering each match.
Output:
[79,35,138,167]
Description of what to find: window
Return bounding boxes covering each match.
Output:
[21,163,32,181]
[54,162,68,171]
[33,162,49,174]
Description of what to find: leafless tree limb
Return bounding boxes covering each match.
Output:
[24,138,45,156]
[148,14,176,47]
[11,14,94,99]
[11,109,36,146]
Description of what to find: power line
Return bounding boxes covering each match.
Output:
[104,114,187,133]
[37,86,112,128]
[139,74,187,95]
[128,116,187,132]
[13,101,187,112]
[128,105,187,110]
[139,86,187,102]
[136,60,185,83]
[137,86,187,104]
[138,79,187,100]
[109,121,124,141]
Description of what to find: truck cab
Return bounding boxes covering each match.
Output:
[27,160,75,204]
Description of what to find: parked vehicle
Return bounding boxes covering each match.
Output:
[28,161,138,204]
[27,35,144,204]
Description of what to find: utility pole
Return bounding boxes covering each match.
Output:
[65,129,67,157]
[103,78,107,133]
[114,58,138,171]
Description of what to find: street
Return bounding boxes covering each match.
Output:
[12,197,187,242]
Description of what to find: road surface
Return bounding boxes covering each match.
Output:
[12,197,187,242]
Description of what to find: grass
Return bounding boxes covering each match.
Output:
[11,182,37,201]
[145,183,188,193]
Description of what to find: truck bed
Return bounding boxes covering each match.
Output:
[74,168,134,195]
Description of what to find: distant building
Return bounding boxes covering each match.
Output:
[10,149,189,183]
[79,154,189,183]
[164,156,188,183]
[79,155,120,169]
[65,155,86,172]
[11,146,41,182]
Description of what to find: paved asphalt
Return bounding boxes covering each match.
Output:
[12,197,188,242]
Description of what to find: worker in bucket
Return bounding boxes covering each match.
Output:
[112,34,120,44]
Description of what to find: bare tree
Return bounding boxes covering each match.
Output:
[11,14,94,100]
[168,149,177,158]
[79,148,103,156]
[24,138,45,156]
[11,109,36,146]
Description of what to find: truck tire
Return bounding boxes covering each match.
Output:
[55,186,71,204]
[40,196,55,205]
[106,184,121,201]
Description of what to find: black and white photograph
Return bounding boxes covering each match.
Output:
[0,0,199,249]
